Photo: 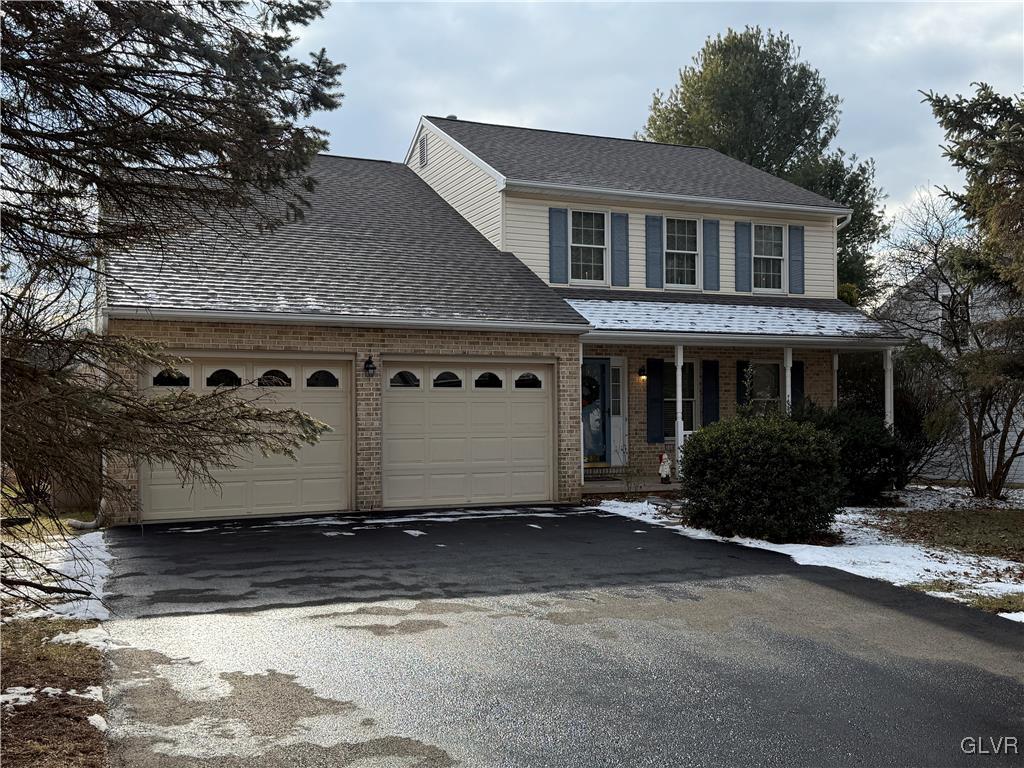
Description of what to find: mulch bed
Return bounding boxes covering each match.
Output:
[1,618,106,768]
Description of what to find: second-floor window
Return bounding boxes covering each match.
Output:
[753,224,784,290]
[665,218,698,288]
[571,210,606,282]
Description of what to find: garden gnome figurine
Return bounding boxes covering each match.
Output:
[658,452,672,484]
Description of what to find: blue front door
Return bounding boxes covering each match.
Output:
[582,357,610,465]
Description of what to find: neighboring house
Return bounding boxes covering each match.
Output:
[101,116,901,524]
[879,278,1023,486]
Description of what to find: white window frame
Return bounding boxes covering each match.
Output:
[387,367,423,389]
[150,364,193,389]
[568,208,610,286]
[203,364,246,389]
[752,223,788,294]
[512,369,546,391]
[471,368,506,390]
[663,216,702,291]
[662,359,699,442]
[430,367,465,390]
[747,360,783,411]
[302,366,343,390]
[255,364,295,389]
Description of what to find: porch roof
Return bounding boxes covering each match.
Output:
[557,289,903,347]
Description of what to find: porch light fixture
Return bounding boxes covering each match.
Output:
[638,365,647,382]
[363,355,377,378]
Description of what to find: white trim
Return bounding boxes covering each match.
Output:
[503,179,853,217]
[568,208,611,286]
[583,329,905,348]
[430,367,465,390]
[106,306,591,335]
[387,366,423,389]
[406,117,508,189]
[472,368,506,390]
[663,215,702,291]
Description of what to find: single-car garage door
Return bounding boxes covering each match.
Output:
[382,362,554,508]
[141,360,351,522]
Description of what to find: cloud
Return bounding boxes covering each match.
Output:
[296,1,1022,221]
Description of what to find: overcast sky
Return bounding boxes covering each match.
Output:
[298,1,1022,218]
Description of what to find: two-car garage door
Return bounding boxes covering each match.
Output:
[382,362,554,508]
[140,357,556,521]
[141,360,351,522]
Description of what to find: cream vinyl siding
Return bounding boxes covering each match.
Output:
[503,194,838,299]
[410,127,502,247]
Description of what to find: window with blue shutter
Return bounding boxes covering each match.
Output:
[645,216,663,288]
[645,358,664,443]
[611,213,629,286]
[701,360,720,424]
[736,359,750,405]
[789,225,805,294]
[735,222,752,292]
[791,360,805,408]
[548,208,568,284]
[703,219,720,291]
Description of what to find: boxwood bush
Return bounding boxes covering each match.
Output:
[679,415,843,542]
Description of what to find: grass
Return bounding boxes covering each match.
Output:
[864,506,1024,563]
[1,618,106,768]
[968,592,1024,614]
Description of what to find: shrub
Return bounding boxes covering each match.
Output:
[793,404,907,503]
[680,415,842,542]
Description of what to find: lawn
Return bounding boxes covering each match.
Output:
[864,506,1024,563]
[1,618,107,768]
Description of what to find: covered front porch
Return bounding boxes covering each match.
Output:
[562,290,904,493]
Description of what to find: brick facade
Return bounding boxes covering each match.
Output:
[583,344,835,474]
[106,319,583,523]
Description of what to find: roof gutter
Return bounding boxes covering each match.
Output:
[503,179,853,217]
[582,329,904,349]
[105,306,592,335]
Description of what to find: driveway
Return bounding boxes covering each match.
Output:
[102,507,1024,767]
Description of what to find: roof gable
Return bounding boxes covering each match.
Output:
[426,116,848,213]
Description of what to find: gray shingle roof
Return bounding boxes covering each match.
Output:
[428,116,848,212]
[105,155,588,328]
[556,288,900,341]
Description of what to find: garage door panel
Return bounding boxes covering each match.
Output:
[469,436,509,463]
[383,361,552,508]
[141,360,350,522]
[510,471,548,497]
[429,402,469,430]
[385,401,426,430]
[428,437,467,463]
[385,436,427,465]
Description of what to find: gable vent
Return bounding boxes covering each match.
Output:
[418,134,428,168]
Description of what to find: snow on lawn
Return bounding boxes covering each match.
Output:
[599,486,1024,624]
[10,531,115,621]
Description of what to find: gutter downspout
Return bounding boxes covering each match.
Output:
[836,213,852,231]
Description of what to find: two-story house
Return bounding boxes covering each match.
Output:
[101,116,901,524]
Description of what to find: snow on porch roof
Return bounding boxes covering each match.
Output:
[557,289,901,343]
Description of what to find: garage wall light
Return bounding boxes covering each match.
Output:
[363,355,377,377]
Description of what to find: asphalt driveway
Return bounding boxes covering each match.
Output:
[102,507,1024,767]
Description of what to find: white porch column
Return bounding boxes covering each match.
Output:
[675,344,684,477]
[832,352,840,408]
[783,347,793,414]
[884,347,895,430]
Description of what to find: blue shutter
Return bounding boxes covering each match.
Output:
[789,225,805,294]
[701,360,720,424]
[702,219,720,291]
[735,222,752,292]
[645,215,663,288]
[611,213,629,286]
[736,359,750,405]
[791,360,805,407]
[549,208,568,284]
[645,358,664,443]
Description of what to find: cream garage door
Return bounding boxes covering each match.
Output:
[141,360,351,522]
[382,363,554,508]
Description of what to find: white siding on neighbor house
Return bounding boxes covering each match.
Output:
[409,126,503,247]
[504,194,838,299]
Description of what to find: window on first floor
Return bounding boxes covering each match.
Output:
[662,360,696,439]
[753,224,784,290]
[610,366,622,416]
[747,362,781,411]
